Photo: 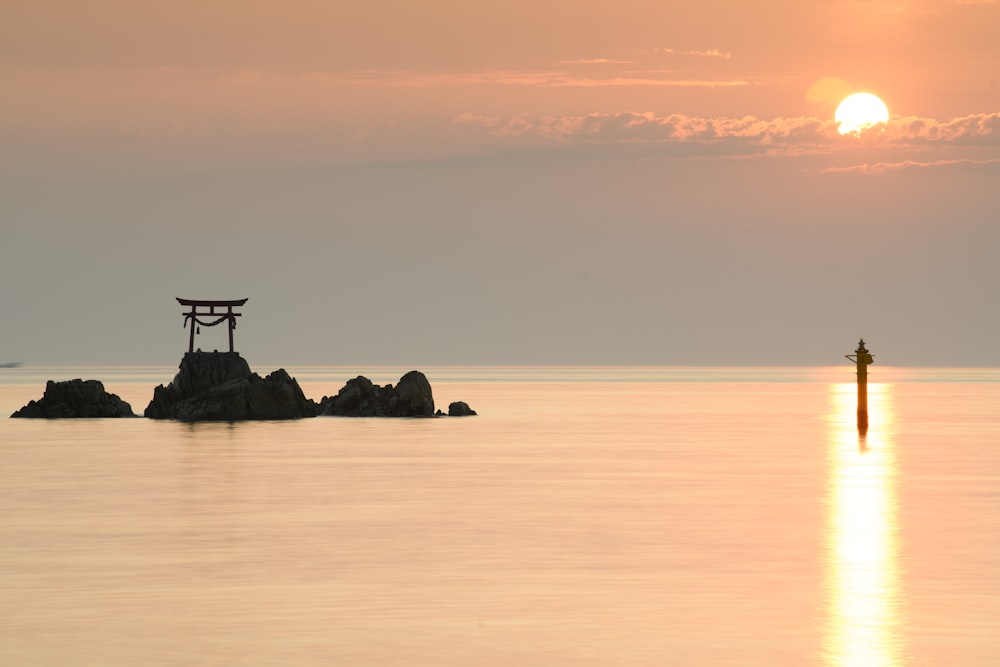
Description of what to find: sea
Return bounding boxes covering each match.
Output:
[2,365,999,666]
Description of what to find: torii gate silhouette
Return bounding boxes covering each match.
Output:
[177,298,248,353]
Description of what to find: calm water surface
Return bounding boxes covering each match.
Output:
[2,366,999,666]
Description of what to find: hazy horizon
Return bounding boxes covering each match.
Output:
[4,1,999,366]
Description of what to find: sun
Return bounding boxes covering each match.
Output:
[835,93,889,135]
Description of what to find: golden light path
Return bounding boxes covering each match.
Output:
[824,382,904,666]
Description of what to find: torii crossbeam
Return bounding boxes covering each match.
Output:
[177,298,248,353]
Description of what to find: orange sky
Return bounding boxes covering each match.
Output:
[2,1,999,364]
[5,1,999,167]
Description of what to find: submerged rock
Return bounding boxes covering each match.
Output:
[447,401,477,417]
[145,352,317,421]
[317,370,436,417]
[11,379,136,418]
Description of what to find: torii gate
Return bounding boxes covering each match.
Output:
[177,298,248,353]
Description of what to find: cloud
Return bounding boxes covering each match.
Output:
[449,111,1000,168]
[823,158,1000,173]
[544,76,751,88]
[883,113,1000,145]
[654,48,732,59]
[559,58,636,65]
[451,112,840,164]
[244,68,754,89]
[455,111,830,146]
[454,110,1000,148]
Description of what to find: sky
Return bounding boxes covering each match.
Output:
[2,0,999,367]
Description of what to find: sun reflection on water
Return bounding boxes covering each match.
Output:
[824,382,903,667]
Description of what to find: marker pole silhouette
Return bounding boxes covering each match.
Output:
[845,339,874,432]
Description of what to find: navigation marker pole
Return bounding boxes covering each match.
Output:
[845,338,874,433]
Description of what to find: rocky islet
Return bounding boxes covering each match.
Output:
[11,353,475,421]
[11,378,136,418]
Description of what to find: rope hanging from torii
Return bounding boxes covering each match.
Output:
[184,314,233,330]
[176,298,248,354]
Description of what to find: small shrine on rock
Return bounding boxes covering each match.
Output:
[177,297,248,353]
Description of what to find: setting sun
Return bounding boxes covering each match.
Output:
[835,93,890,135]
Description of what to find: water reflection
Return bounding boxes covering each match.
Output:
[824,382,903,666]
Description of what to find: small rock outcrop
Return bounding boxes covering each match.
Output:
[448,401,477,416]
[318,370,435,417]
[145,352,317,421]
[11,379,136,418]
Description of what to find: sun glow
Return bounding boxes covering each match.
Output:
[823,382,904,666]
[835,93,890,135]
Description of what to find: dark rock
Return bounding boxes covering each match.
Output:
[448,401,477,417]
[11,379,136,418]
[318,376,387,417]
[318,370,435,417]
[145,352,317,421]
[393,370,435,417]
